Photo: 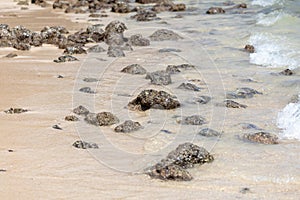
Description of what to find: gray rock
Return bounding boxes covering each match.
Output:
[5,53,17,58]
[72,140,99,149]
[83,78,99,82]
[129,34,150,46]
[146,70,172,85]
[65,115,79,121]
[114,120,142,133]
[64,45,86,54]
[104,20,127,46]
[149,29,183,41]
[223,100,247,108]
[206,7,225,14]
[187,96,211,104]
[128,89,180,111]
[121,64,147,75]
[87,45,106,53]
[4,108,28,114]
[177,115,207,125]
[159,48,181,53]
[131,9,158,21]
[73,105,89,116]
[107,45,125,57]
[54,55,79,63]
[226,87,262,99]
[178,83,201,91]
[85,112,119,126]
[199,128,221,137]
[147,163,193,181]
[79,87,96,94]
[238,123,261,130]
[242,132,279,144]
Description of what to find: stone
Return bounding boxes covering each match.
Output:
[187,96,211,104]
[104,20,127,46]
[73,105,89,116]
[79,87,96,94]
[53,55,79,63]
[239,123,262,130]
[152,0,186,12]
[85,112,119,126]
[128,89,180,111]
[129,34,150,46]
[224,100,247,108]
[65,115,79,121]
[166,64,194,73]
[72,140,99,149]
[53,0,70,9]
[111,2,131,13]
[87,45,106,53]
[114,120,142,133]
[178,83,201,91]
[4,108,28,114]
[206,7,225,14]
[149,29,183,41]
[177,115,207,125]
[242,132,279,144]
[83,78,99,82]
[107,45,125,57]
[226,87,262,99]
[121,64,147,75]
[145,70,172,85]
[244,44,255,53]
[199,128,221,137]
[52,124,62,130]
[279,69,293,76]
[131,9,158,21]
[159,48,181,53]
[147,163,193,181]
[13,42,31,51]
[63,45,86,54]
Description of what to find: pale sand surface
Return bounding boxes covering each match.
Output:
[0,1,299,199]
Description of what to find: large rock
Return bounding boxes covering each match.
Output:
[149,29,183,41]
[128,89,180,111]
[104,20,127,46]
[145,70,172,85]
[131,9,158,21]
[85,112,119,126]
[121,64,147,75]
[129,34,150,46]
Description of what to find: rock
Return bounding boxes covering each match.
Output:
[30,32,43,47]
[52,124,62,130]
[178,83,201,91]
[147,163,193,181]
[104,20,127,46]
[79,87,96,94]
[83,78,99,82]
[4,108,28,114]
[233,3,247,9]
[0,169,7,172]
[146,143,213,181]
[279,69,293,76]
[65,115,79,121]
[226,87,262,99]
[145,70,172,85]
[224,100,247,108]
[152,1,186,12]
[121,64,147,75]
[114,120,142,133]
[107,45,125,57]
[240,187,251,194]
[177,115,207,125]
[199,128,221,137]
[159,48,181,53]
[166,64,194,74]
[64,45,86,54]
[72,140,99,149]
[129,34,150,46]
[128,89,180,111]
[242,132,279,144]
[54,55,79,63]
[13,42,31,51]
[111,2,131,13]
[187,96,211,104]
[85,112,119,126]
[73,105,89,116]
[149,29,183,41]
[5,53,17,58]
[170,3,186,12]
[87,45,106,53]
[53,0,70,9]
[206,7,225,14]
[239,123,262,130]
[136,0,157,3]
[244,44,255,53]
[131,9,158,21]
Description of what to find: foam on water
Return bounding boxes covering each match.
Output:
[252,0,283,7]
[257,10,291,26]
[277,95,300,140]
[249,32,297,68]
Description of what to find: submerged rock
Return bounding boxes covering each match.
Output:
[145,70,172,85]
[244,44,255,53]
[114,120,142,133]
[83,78,99,82]
[104,20,127,46]
[72,140,99,149]
[279,69,294,76]
[111,2,132,13]
[166,64,195,74]
[187,96,211,104]
[159,48,181,53]
[177,115,207,125]
[146,143,214,181]
[73,105,89,116]
[199,128,221,137]
[85,112,119,126]
[4,108,28,114]
[129,34,150,46]
[65,115,79,121]
[87,45,106,53]
[128,89,180,111]
[226,87,262,99]
[239,123,262,130]
[149,29,183,41]
[131,9,158,21]
[54,55,79,63]
[107,45,125,57]
[178,83,201,91]
[242,132,279,144]
[5,53,18,58]
[206,7,225,14]
[121,64,147,75]
[79,87,96,94]
[224,100,247,108]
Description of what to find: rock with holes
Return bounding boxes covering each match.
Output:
[128,89,180,111]
[79,87,96,94]
[206,7,225,14]
[72,140,99,149]
[4,108,28,114]
[114,120,142,133]
[111,2,132,13]
[131,9,158,21]
[244,44,255,53]
[104,20,127,46]
[121,64,147,75]
[242,132,279,144]
[65,115,79,121]
[107,45,125,57]
[199,128,221,137]
[54,55,79,63]
[64,45,86,54]
[177,115,207,125]
[87,45,106,53]
[149,29,183,41]
[85,112,119,126]
[129,34,150,46]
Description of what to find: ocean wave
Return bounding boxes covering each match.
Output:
[256,10,292,26]
[248,33,298,68]
[277,95,300,140]
[252,0,284,7]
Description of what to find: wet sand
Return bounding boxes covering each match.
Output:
[0,1,299,199]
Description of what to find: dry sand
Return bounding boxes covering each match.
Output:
[0,1,299,199]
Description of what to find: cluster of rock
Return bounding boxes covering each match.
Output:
[4,108,28,114]
[146,142,214,181]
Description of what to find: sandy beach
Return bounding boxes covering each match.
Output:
[1,0,299,199]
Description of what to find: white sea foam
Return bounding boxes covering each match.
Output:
[252,0,283,7]
[277,95,300,140]
[257,10,289,26]
[249,33,298,68]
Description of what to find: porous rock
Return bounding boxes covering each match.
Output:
[149,29,183,41]
[242,132,279,144]
[177,115,207,125]
[73,105,89,116]
[121,64,147,75]
[114,120,142,133]
[145,70,172,85]
[72,140,99,149]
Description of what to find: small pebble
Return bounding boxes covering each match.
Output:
[52,125,62,130]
